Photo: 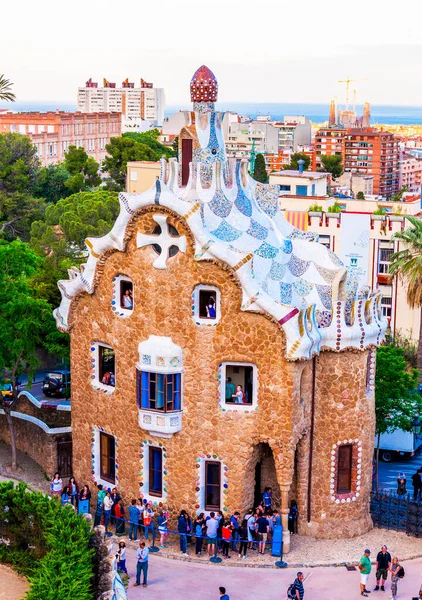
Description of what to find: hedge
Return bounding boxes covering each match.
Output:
[0,481,94,599]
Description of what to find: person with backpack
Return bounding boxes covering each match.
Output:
[389,556,403,600]
[411,468,422,501]
[287,572,305,599]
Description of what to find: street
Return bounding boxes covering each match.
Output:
[377,452,422,492]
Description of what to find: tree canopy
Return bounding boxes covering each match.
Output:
[283,152,310,172]
[320,154,343,179]
[63,146,101,193]
[253,153,268,183]
[0,133,40,194]
[102,136,159,190]
[123,129,175,160]
[34,164,72,203]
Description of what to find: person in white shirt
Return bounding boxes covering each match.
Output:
[103,491,114,533]
[206,512,219,556]
[135,541,149,587]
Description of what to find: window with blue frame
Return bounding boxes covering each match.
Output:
[137,370,181,412]
[296,185,308,196]
[149,447,163,496]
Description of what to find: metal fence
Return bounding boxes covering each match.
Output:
[370,491,422,536]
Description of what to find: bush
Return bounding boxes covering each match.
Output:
[0,481,94,599]
[373,207,386,216]
[308,203,323,212]
[327,202,342,213]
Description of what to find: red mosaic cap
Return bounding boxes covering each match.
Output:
[190,65,218,102]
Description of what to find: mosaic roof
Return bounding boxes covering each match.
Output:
[190,65,218,103]
[54,68,386,360]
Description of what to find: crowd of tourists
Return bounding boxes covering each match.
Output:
[358,545,404,600]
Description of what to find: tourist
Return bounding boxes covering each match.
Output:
[50,472,62,497]
[110,372,115,386]
[194,514,205,556]
[134,541,149,588]
[232,384,244,404]
[178,509,189,556]
[358,548,372,597]
[115,498,126,535]
[206,511,219,556]
[225,377,235,402]
[216,510,224,550]
[110,487,121,526]
[374,544,392,591]
[61,485,71,505]
[186,510,193,545]
[122,288,133,310]
[266,509,274,543]
[94,484,106,527]
[103,491,114,533]
[247,512,256,549]
[289,500,299,534]
[263,486,272,510]
[116,541,128,574]
[102,372,111,385]
[222,520,233,559]
[288,572,305,599]
[128,499,139,541]
[136,498,145,538]
[255,511,269,555]
[157,509,168,548]
[238,518,248,559]
[397,472,407,495]
[79,484,91,513]
[230,511,240,551]
[219,586,230,600]
[411,469,422,501]
[272,509,282,527]
[68,476,79,507]
[389,556,401,600]
[206,296,216,318]
[143,503,155,542]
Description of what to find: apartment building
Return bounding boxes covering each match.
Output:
[0,111,121,166]
[226,120,279,158]
[277,195,421,339]
[399,151,422,192]
[314,126,347,169]
[274,116,312,152]
[77,78,165,126]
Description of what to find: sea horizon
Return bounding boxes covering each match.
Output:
[1,101,422,126]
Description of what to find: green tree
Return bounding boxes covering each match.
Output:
[0,74,16,102]
[320,154,343,179]
[63,146,101,193]
[375,345,420,491]
[172,136,179,156]
[102,136,158,190]
[0,192,46,241]
[253,153,268,183]
[283,152,311,171]
[389,216,422,374]
[123,129,176,159]
[356,191,365,200]
[32,190,119,253]
[34,164,72,203]
[0,241,53,470]
[0,133,41,194]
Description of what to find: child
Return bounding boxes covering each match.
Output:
[222,521,233,559]
[116,541,127,574]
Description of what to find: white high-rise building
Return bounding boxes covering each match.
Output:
[77,78,165,126]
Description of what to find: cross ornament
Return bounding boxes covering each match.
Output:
[136,214,187,269]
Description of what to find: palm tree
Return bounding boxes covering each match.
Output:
[0,74,16,102]
[389,215,422,374]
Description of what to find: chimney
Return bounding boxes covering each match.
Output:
[298,159,305,174]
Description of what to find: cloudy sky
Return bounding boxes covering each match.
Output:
[2,0,421,106]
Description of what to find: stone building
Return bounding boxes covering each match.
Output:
[54,66,386,551]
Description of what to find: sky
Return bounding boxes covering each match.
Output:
[2,0,422,107]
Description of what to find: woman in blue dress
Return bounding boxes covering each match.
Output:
[206,297,216,319]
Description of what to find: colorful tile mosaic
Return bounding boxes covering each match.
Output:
[287,254,310,277]
[254,242,279,259]
[316,284,332,311]
[210,220,242,242]
[246,218,268,240]
[208,189,232,218]
[254,183,279,217]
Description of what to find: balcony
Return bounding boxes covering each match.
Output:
[138,409,183,438]
[377,273,392,285]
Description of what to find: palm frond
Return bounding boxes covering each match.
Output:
[0,74,16,102]
[390,216,422,307]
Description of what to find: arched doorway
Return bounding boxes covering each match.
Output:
[252,443,281,508]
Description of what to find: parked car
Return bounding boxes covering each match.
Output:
[42,370,71,398]
[0,381,13,401]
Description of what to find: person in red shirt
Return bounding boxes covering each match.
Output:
[222,521,233,559]
[114,498,126,535]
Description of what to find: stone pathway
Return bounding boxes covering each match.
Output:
[0,441,50,494]
[0,565,28,600]
[112,526,422,568]
[123,552,422,600]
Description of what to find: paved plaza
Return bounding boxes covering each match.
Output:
[124,551,422,600]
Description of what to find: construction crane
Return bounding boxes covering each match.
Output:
[338,77,367,111]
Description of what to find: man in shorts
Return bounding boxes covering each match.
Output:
[358,548,372,597]
[206,511,219,556]
[374,545,391,591]
[255,512,269,555]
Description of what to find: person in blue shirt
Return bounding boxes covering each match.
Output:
[128,499,140,541]
[263,487,272,510]
[230,512,240,551]
[219,586,230,600]
[206,297,216,318]
[61,485,71,506]
[178,509,189,556]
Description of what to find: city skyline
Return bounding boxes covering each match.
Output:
[2,0,422,106]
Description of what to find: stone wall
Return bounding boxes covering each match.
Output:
[67,207,375,542]
[0,416,59,476]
